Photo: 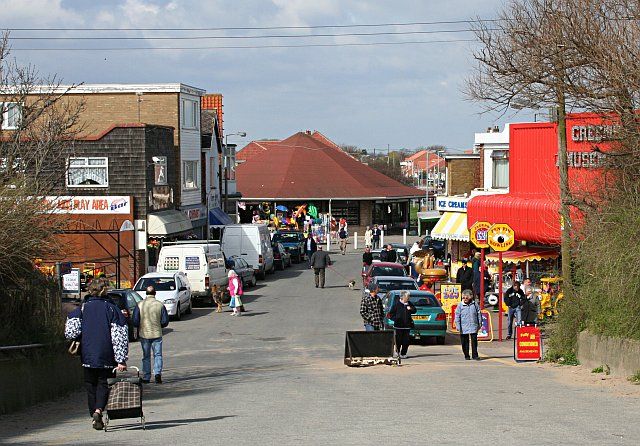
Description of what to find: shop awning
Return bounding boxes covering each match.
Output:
[431,212,469,241]
[467,194,560,244]
[209,207,234,226]
[486,248,560,265]
[148,210,192,236]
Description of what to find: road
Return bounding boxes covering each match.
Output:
[1,243,638,445]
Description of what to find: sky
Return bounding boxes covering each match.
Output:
[0,0,538,151]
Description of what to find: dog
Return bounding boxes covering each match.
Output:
[348,280,356,289]
[211,284,223,313]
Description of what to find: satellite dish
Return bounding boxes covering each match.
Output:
[119,219,135,232]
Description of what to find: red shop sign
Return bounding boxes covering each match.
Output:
[514,325,543,361]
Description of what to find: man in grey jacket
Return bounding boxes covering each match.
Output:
[309,245,332,288]
[454,289,482,360]
[133,286,170,383]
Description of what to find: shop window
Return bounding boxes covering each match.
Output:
[67,157,109,187]
[183,160,199,190]
[331,201,360,226]
[225,152,236,181]
[491,151,509,189]
[1,102,22,130]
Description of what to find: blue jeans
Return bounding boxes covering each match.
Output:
[364,324,376,331]
[507,307,521,337]
[140,337,163,380]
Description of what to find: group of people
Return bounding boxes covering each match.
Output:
[504,279,541,339]
[363,224,383,250]
[65,280,169,430]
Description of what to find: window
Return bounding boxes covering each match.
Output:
[67,157,108,187]
[183,160,199,190]
[181,99,199,129]
[163,256,179,271]
[1,102,22,130]
[491,151,509,189]
[154,156,167,185]
[224,152,236,180]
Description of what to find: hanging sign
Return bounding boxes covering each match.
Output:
[487,223,515,251]
[470,221,492,249]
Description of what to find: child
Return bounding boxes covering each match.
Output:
[227,270,244,316]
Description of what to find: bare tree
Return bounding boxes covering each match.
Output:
[0,32,84,285]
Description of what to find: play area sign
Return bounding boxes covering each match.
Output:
[487,223,515,251]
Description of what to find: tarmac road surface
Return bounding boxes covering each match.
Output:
[1,242,638,445]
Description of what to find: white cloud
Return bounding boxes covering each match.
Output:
[0,0,84,25]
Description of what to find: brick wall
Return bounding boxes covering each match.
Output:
[447,158,482,195]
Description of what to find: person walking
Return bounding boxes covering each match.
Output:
[389,290,417,359]
[64,280,128,430]
[504,281,525,340]
[132,285,169,384]
[372,224,382,250]
[305,233,318,267]
[456,258,474,293]
[228,270,244,316]
[360,287,384,331]
[472,251,481,298]
[364,226,373,248]
[309,245,332,288]
[454,289,482,360]
[338,225,348,255]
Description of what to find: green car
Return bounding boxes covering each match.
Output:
[383,290,447,345]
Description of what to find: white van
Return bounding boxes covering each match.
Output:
[156,242,227,305]
[221,224,274,279]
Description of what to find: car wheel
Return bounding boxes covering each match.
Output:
[186,299,193,315]
[174,304,182,321]
[436,336,446,345]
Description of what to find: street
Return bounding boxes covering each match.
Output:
[1,246,638,445]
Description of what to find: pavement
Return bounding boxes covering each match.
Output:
[0,241,638,445]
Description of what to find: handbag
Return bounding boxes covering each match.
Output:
[68,340,81,356]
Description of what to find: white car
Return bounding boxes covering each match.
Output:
[133,271,192,320]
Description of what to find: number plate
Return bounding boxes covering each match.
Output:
[412,315,430,320]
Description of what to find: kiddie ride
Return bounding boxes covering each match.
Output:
[538,277,563,322]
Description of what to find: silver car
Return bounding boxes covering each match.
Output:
[133,271,192,320]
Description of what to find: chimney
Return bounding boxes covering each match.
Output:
[486,127,492,133]
[305,130,311,135]
[493,125,500,133]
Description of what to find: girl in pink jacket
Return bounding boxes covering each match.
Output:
[228,270,243,316]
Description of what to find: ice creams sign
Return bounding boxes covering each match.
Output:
[47,196,131,214]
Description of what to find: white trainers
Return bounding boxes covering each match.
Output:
[400,354,408,359]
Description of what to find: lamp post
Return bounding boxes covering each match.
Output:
[223,132,247,213]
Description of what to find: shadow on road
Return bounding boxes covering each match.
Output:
[181,307,216,321]
[238,311,269,317]
[106,415,236,431]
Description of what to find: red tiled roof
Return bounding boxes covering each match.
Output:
[201,93,223,135]
[236,131,424,200]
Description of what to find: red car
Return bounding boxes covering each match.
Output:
[362,262,407,288]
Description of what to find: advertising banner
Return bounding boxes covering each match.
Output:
[514,325,543,361]
[46,196,131,215]
[62,268,81,294]
[440,283,462,314]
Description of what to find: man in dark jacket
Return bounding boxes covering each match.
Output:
[362,247,374,268]
[360,287,384,331]
[65,280,128,430]
[504,281,525,339]
[304,233,318,267]
[456,259,474,292]
[389,290,417,359]
[309,245,332,288]
[372,224,382,250]
[383,245,398,263]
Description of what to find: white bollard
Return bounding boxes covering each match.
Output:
[326,232,331,251]
[354,232,358,250]
[381,230,385,247]
[403,228,407,245]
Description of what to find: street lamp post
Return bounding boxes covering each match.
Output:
[223,131,247,213]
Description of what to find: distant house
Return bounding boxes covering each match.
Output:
[236,130,423,233]
[401,149,446,189]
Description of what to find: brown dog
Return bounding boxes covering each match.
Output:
[211,284,223,313]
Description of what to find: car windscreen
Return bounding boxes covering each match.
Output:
[376,280,417,292]
[372,266,404,277]
[273,233,301,242]
[134,278,176,292]
[409,295,439,307]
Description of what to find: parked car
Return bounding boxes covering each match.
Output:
[365,276,420,300]
[228,255,257,288]
[107,289,143,341]
[271,230,305,263]
[222,224,275,279]
[420,235,445,258]
[362,262,407,288]
[156,242,227,306]
[383,290,447,345]
[133,272,192,320]
[272,241,292,270]
[389,243,410,265]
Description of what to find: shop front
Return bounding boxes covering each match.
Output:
[467,113,613,283]
[430,195,471,264]
[146,209,194,268]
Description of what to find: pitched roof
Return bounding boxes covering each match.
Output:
[236,131,423,200]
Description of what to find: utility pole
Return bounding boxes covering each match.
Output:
[556,89,572,290]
